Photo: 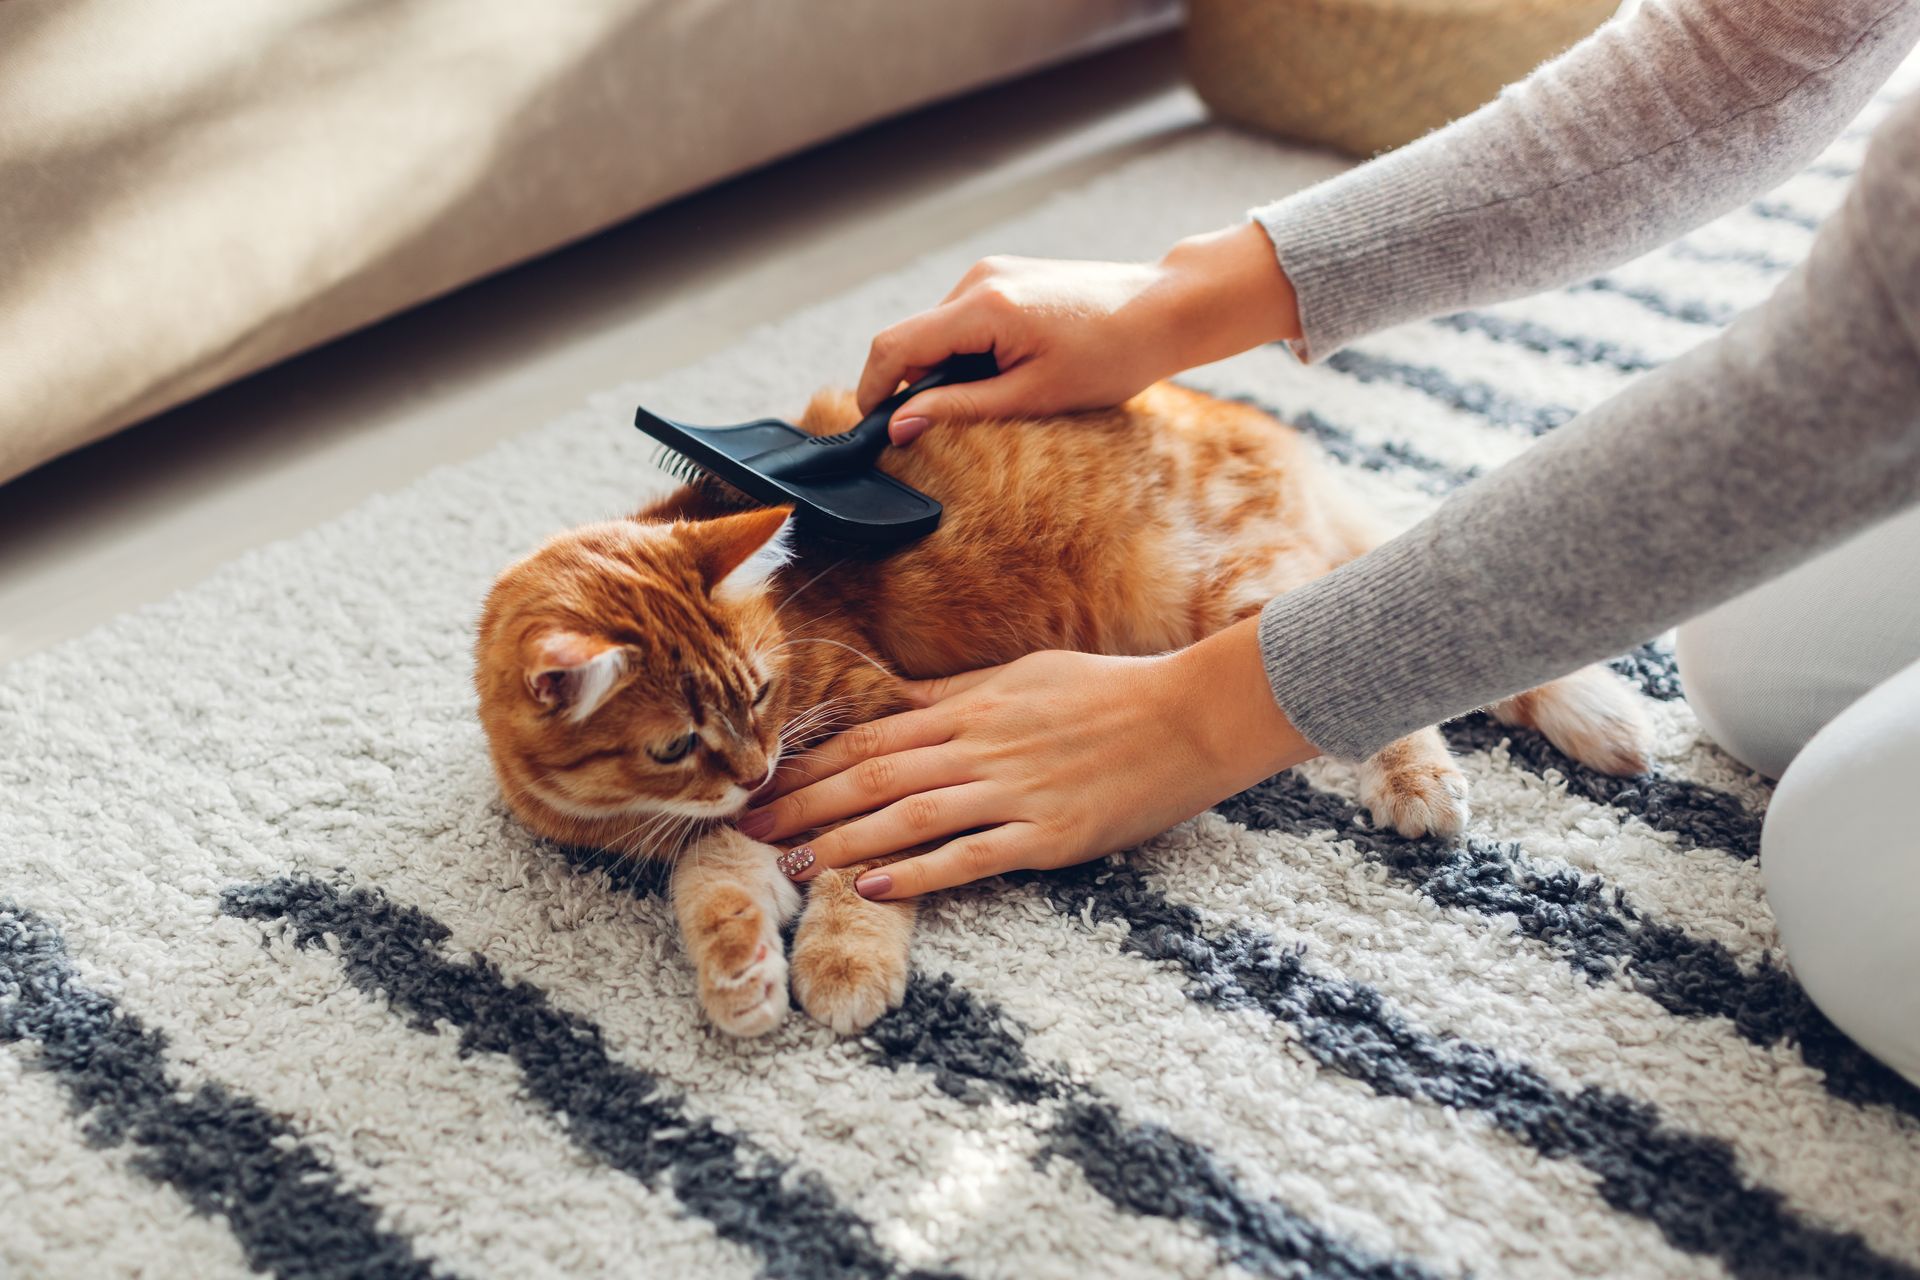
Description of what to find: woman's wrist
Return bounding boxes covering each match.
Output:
[1159,615,1319,793]
[1155,222,1303,372]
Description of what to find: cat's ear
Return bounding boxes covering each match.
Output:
[689,506,795,599]
[525,631,629,722]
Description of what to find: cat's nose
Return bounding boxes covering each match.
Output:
[718,743,771,789]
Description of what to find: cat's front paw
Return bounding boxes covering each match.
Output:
[790,928,909,1035]
[691,887,789,1037]
[1361,761,1471,840]
[701,937,789,1037]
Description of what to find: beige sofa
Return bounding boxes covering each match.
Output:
[0,0,1175,486]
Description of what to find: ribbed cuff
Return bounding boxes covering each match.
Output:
[1256,529,1459,761]
[1249,148,1472,364]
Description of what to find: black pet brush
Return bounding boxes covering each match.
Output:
[634,352,998,546]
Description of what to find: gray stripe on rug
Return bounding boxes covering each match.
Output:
[1213,771,1920,1121]
[1748,200,1825,233]
[1202,389,1481,495]
[1441,714,1764,860]
[1608,639,1687,701]
[1667,241,1799,275]
[1804,161,1864,180]
[1038,864,1920,1280]
[1431,312,1662,373]
[1567,278,1739,330]
[1322,349,1579,436]
[0,902,440,1280]
[220,876,955,1280]
[866,972,1438,1280]
[1288,409,1482,496]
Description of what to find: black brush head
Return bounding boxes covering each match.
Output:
[633,410,941,545]
[632,353,996,548]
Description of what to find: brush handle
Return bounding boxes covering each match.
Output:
[746,351,998,483]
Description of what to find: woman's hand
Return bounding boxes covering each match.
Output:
[736,617,1318,899]
[862,223,1302,444]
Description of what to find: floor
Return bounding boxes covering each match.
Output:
[0,36,1203,665]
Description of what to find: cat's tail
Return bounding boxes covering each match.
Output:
[1489,664,1651,776]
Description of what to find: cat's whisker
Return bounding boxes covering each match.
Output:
[767,636,896,681]
[777,694,861,744]
[780,690,860,724]
[777,705,862,753]
[602,809,675,862]
[773,603,848,646]
[737,563,849,657]
[769,559,846,625]
[778,722,857,757]
[779,693,856,727]
[778,702,857,742]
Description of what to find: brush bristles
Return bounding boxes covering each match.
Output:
[653,446,754,508]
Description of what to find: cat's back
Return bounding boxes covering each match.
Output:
[803,381,1325,539]
[788,382,1355,672]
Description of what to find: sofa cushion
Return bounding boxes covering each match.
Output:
[0,0,1174,485]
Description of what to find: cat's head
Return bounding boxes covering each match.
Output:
[474,506,794,851]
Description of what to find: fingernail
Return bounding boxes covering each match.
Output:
[776,846,815,879]
[890,416,930,446]
[737,810,775,840]
[854,873,891,900]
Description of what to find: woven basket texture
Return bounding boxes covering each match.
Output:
[1186,0,1618,155]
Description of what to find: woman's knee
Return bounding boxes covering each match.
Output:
[1675,605,1793,777]
[1677,505,1920,779]
[1762,660,1920,1087]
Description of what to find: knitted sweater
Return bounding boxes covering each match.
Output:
[1249,0,1920,758]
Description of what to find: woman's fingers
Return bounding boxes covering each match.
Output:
[851,824,1042,900]
[776,783,1007,880]
[858,302,994,414]
[758,704,951,804]
[888,363,1045,435]
[744,744,970,845]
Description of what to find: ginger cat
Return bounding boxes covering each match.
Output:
[475,382,1649,1037]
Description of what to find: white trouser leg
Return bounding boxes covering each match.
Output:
[1675,503,1920,780]
[1760,658,1920,1087]
[1675,506,1920,1086]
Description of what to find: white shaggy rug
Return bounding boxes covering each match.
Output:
[6,85,1920,1280]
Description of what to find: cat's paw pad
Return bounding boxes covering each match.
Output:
[1362,765,1471,840]
[790,936,909,1035]
[700,938,789,1038]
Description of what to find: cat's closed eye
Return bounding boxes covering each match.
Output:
[752,679,772,706]
[649,732,698,764]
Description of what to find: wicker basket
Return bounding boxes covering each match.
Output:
[1186,0,1618,156]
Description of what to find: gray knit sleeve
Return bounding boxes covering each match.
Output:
[1250,0,1920,362]
[1258,91,1920,760]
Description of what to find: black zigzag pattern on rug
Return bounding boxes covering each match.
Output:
[1035,865,1920,1280]
[0,902,440,1280]
[1214,771,1920,1120]
[220,876,955,1280]
[226,875,1438,1280]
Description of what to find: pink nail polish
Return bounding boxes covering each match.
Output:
[777,847,815,879]
[855,873,891,900]
[737,810,775,840]
[890,416,930,446]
